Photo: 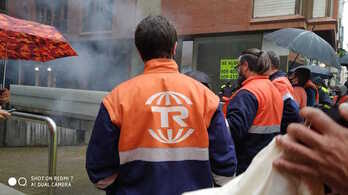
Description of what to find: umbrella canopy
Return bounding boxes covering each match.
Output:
[306,64,332,79]
[0,13,77,62]
[264,28,340,69]
[290,65,332,79]
[340,54,348,66]
[185,70,210,85]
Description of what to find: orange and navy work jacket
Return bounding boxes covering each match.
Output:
[271,73,295,101]
[226,75,283,175]
[269,71,302,134]
[293,86,307,109]
[86,59,237,195]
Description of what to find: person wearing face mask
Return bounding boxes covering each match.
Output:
[288,66,310,109]
[225,48,283,175]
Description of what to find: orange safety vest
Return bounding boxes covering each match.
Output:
[103,58,219,164]
[293,86,307,109]
[305,80,319,104]
[272,77,295,101]
[238,75,283,134]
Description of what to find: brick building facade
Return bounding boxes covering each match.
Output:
[162,0,340,91]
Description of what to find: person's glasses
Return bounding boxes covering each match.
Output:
[235,63,242,70]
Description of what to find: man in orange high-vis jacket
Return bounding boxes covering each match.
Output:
[305,79,319,107]
[226,48,283,175]
[267,51,302,134]
[86,15,237,195]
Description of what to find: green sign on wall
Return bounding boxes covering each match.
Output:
[220,59,239,80]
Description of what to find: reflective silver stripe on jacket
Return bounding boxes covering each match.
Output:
[119,147,209,165]
[283,92,294,101]
[212,172,235,186]
[248,125,280,134]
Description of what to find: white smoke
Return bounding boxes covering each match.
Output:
[9,0,158,91]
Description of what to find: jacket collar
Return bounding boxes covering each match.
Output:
[144,58,179,74]
[269,70,287,81]
[242,75,269,86]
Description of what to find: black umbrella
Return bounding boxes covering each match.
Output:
[291,65,332,79]
[184,70,211,88]
[306,65,332,79]
[265,28,340,69]
[340,54,348,66]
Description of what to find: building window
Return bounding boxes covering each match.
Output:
[82,0,114,32]
[36,2,52,25]
[181,41,194,73]
[313,0,332,18]
[0,0,7,14]
[36,0,68,33]
[253,0,301,18]
[53,0,68,33]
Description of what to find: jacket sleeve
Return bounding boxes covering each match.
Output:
[305,88,317,106]
[226,90,258,142]
[86,103,120,189]
[208,107,237,186]
[281,98,303,134]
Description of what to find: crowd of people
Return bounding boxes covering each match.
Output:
[1,14,346,195]
[84,15,348,195]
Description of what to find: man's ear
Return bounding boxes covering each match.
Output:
[136,48,145,62]
[242,61,249,70]
[172,42,177,57]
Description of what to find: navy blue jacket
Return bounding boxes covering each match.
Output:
[227,90,280,175]
[86,103,237,195]
[306,88,317,107]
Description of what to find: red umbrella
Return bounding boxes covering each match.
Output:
[0,13,78,87]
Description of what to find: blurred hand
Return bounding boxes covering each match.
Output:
[95,173,118,190]
[0,88,10,104]
[0,109,10,119]
[273,104,348,194]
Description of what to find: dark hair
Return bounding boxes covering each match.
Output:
[135,15,178,62]
[267,51,280,69]
[295,68,311,86]
[239,48,271,74]
[185,70,211,89]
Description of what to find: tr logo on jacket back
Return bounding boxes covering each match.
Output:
[146,91,194,144]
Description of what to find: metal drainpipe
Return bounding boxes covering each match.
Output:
[11,111,57,195]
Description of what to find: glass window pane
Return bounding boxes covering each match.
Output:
[313,0,329,18]
[254,0,296,18]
